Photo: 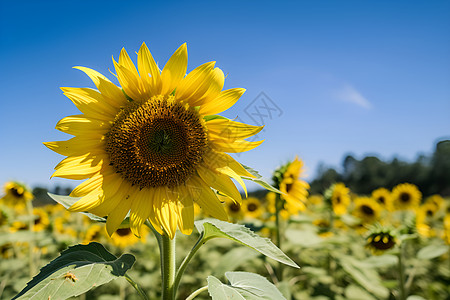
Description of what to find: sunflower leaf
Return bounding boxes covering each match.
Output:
[13,242,136,300]
[240,164,281,194]
[195,219,298,268]
[417,243,449,260]
[48,193,106,222]
[207,272,286,300]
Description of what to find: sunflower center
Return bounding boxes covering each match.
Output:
[400,192,411,203]
[106,95,208,189]
[361,205,374,216]
[11,187,23,198]
[378,196,385,204]
[229,202,241,212]
[116,228,132,237]
[335,196,341,204]
[247,203,258,212]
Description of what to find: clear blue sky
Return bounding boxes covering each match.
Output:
[1,0,449,191]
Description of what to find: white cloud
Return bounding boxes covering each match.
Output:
[336,84,372,109]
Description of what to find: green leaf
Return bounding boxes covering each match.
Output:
[417,244,449,260]
[195,219,298,268]
[406,296,427,300]
[241,164,282,193]
[48,193,106,222]
[208,272,286,300]
[13,242,135,300]
[344,285,377,300]
[337,255,389,299]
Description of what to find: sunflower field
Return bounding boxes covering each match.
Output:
[1,176,449,299]
[1,43,449,300]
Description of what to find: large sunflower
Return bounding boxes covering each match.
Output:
[45,43,262,239]
[391,183,422,211]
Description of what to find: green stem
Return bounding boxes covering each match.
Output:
[173,232,206,298]
[125,274,150,300]
[26,200,35,277]
[397,244,406,300]
[274,194,284,282]
[185,286,208,300]
[161,233,176,300]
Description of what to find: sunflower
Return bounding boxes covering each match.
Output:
[1,181,33,208]
[243,197,263,219]
[392,183,422,211]
[330,183,350,216]
[108,227,147,249]
[371,188,393,211]
[416,202,439,238]
[45,43,263,239]
[353,197,381,224]
[83,224,104,244]
[365,228,397,255]
[275,157,309,212]
[32,207,50,232]
[307,194,323,206]
[224,196,244,221]
[424,194,444,212]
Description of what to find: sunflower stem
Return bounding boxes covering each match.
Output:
[125,274,150,300]
[173,232,206,298]
[274,193,284,282]
[160,233,176,300]
[397,243,406,300]
[26,200,35,277]
[185,285,208,300]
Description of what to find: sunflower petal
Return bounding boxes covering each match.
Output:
[210,139,264,153]
[200,88,245,115]
[207,119,263,141]
[55,115,110,136]
[68,190,102,212]
[161,43,188,95]
[186,176,228,221]
[197,165,242,204]
[175,185,194,235]
[138,42,161,94]
[44,136,104,157]
[106,190,132,236]
[61,87,118,118]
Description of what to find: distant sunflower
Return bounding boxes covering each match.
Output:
[353,197,381,224]
[416,202,439,238]
[330,183,350,216]
[1,182,33,208]
[365,228,397,255]
[224,196,243,221]
[45,43,263,239]
[243,197,263,219]
[392,183,422,210]
[109,227,147,249]
[443,213,450,245]
[424,194,444,212]
[371,188,393,211]
[32,207,50,232]
[83,224,104,244]
[307,194,323,206]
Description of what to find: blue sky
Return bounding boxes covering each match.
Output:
[1,1,449,191]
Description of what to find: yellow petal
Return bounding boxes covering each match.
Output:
[175,185,194,235]
[89,173,128,216]
[210,139,264,153]
[68,190,102,212]
[199,88,245,115]
[74,66,127,106]
[105,187,132,236]
[161,43,188,95]
[176,62,224,107]
[70,172,105,197]
[55,115,110,136]
[186,176,228,221]
[61,87,118,118]
[130,188,154,237]
[52,154,105,180]
[113,58,144,101]
[197,164,242,204]
[44,136,104,157]
[138,42,162,95]
[207,119,263,141]
[203,150,255,178]
[157,188,178,239]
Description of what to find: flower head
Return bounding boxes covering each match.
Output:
[353,197,381,224]
[371,187,393,211]
[45,43,263,239]
[329,183,350,216]
[365,227,397,255]
[392,183,422,211]
[1,181,33,207]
